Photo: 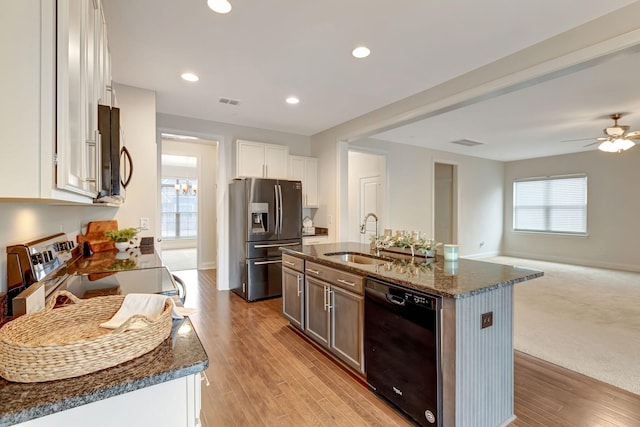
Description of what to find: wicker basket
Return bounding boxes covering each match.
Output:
[0,290,173,383]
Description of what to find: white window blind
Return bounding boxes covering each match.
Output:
[513,175,587,234]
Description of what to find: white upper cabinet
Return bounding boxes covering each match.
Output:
[0,0,111,203]
[56,0,104,198]
[236,140,289,179]
[289,156,319,208]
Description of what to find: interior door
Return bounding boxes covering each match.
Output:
[360,176,380,244]
[434,163,456,246]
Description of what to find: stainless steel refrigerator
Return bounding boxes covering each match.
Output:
[229,178,302,301]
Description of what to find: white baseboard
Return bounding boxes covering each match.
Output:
[501,250,640,273]
[199,261,217,270]
[461,250,501,260]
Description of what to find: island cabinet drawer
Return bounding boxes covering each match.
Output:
[305,261,364,294]
[282,254,304,273]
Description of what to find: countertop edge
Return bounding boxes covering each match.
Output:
[2,361,208,426]
[0,316,209,427]
[280,245,544,299]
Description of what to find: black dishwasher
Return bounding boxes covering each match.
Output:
[365,277,442,427]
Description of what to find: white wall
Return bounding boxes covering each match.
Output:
[503,148,640,271]
[156,113,311,290]
[161,139,218,269]
[112,84,157,240]
[347,138,504,258]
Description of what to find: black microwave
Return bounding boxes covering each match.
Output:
[97,104,132,198]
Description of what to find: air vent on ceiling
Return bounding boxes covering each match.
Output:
[219,97,240,106]
[450,139,485,147]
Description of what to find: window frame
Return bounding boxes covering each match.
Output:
[161,177,198,240]
[512,174,588,236]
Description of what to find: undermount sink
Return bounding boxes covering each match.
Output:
[323,251,390,265]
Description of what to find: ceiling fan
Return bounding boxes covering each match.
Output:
[565,113,640,153]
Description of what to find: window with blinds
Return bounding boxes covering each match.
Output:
[513,175,587,234]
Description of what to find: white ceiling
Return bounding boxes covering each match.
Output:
[102,0,639,160]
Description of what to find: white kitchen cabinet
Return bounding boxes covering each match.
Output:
[302,236,328,246]
[56,0,104,198]
[0,0,110,203]
[236,140,289,179]
[15,374,203,427]
[289,155,319,207]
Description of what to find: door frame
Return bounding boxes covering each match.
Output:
[158,136,219,270]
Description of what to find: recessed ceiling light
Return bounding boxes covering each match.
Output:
[181,72,199,82]
[207,0,232,14]
[352,46,370,59]
[286,96,300,105]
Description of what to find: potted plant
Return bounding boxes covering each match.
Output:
[105,228,139,252]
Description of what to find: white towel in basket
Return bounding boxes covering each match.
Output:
[100,293,188,330]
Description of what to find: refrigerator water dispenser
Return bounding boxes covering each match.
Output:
[251,203,269,233]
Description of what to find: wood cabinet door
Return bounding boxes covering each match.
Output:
[330,286,364,373]
[304,276,330,348]
[282,267,304,330]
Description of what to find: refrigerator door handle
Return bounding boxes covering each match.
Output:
[274,184,280,235]
[254,260,283,266]
[277,184,283,234]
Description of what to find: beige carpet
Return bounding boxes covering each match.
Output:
[485,256,640,395]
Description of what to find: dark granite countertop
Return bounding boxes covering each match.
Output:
[0,316,208,426]
[281,242,543,299]
[0,250,208,426]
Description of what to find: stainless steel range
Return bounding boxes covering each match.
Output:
[6,233,79,316]
[5,233,181,318]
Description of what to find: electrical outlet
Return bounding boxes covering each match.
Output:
[481,312,493,329]
[139,217,150,230]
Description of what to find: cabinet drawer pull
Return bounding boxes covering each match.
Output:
[283,260,296,266]
[296,275,302,296]
[337,279,356,287]
[306,268,321,275]
[201,371,210,387]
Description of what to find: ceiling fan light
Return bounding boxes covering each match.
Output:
[597,140,618,153]
[598,138,636,153]
[207,0,231,14]
[613,138,635,152]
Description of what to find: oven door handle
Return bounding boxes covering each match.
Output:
[386,294,406,306]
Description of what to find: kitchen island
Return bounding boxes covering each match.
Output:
[281,242,543,427]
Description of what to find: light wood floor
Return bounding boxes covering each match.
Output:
[175,269,640,427]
